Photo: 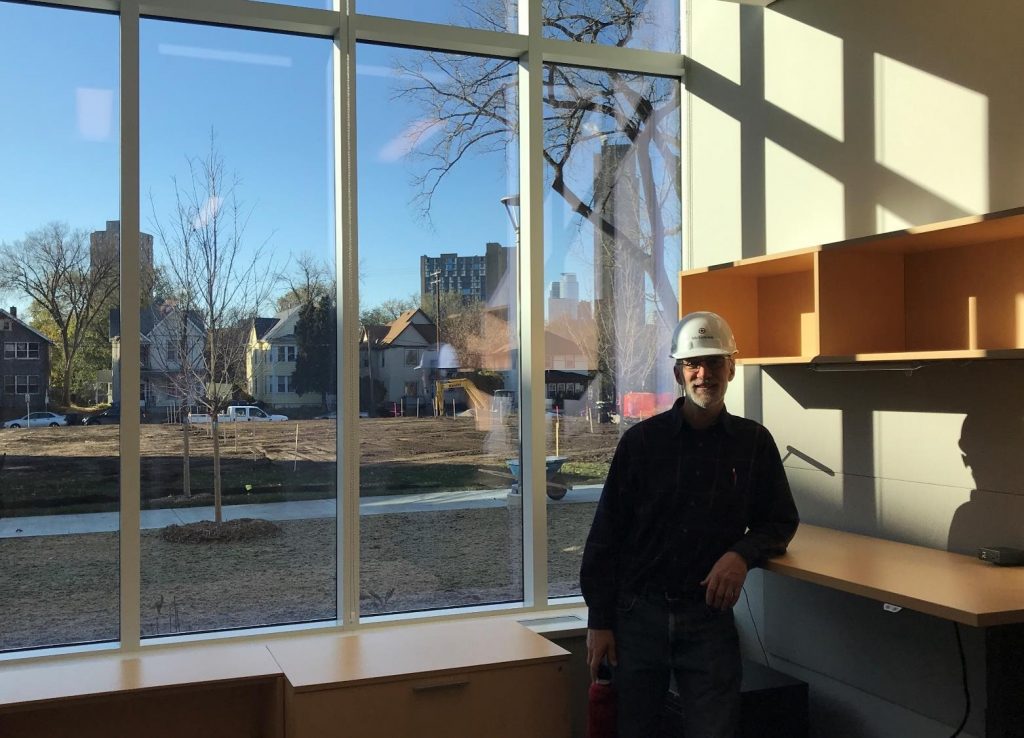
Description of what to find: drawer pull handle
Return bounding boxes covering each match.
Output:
[412,678,470,693]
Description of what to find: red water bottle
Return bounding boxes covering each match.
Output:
[586,662,617,738]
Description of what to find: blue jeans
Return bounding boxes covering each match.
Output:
[613,591,741,738]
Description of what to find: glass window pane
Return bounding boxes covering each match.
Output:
[543,0,680,53]
[357,0,518,32]
[140,21,336,636]
[257,0,334,9]
[356,43,520,615]
[543,64,681,600]
[0,2,120,651]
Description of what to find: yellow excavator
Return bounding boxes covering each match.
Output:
[433,377,492,416]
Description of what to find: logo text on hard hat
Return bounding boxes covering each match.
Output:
[698,327,706,334]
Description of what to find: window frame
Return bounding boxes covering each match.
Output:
[2,0,685,658]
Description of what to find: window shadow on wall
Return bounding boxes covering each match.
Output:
[765,360,1024,548]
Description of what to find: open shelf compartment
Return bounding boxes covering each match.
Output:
[680,208,1024,365]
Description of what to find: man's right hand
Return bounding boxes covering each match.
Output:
[586,628,617,682]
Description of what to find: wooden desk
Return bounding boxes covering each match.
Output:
[763,524,1024,626]
[763,524,1024,737]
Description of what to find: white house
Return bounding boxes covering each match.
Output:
[360,308,437,410]
[110,300,205,413]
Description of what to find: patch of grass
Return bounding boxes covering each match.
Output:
[560,460,609,482]
[359,463,489,495]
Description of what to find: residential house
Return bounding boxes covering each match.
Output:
[245,306,330,410]
[110,301,206,414]
[0,306,54,420]
[359,308,436,411]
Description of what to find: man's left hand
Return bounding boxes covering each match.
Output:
[700,551,748,610]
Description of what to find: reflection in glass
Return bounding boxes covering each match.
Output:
[0,2,120,651]
[140,20,336,636]
[357,43,520,615]
[542,64,681,598]
[543,0,680,53]
[357,0,518,32]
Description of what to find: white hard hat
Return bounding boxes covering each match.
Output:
[669,311,737,360]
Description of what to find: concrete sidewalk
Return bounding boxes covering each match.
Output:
[0,485,601,538]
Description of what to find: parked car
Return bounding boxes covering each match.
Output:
[3,411,68,429]
[313,410,337,420]
[188,405,288,423]
[83,407,120,426]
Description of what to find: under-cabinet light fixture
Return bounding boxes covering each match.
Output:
[808,362,925,374]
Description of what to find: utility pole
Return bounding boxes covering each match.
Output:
[429,270,442,416]
[429,270,442,350]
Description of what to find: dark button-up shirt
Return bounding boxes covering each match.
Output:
[580,398,799,629]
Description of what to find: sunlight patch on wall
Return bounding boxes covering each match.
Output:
[875,204,913,233]
[874,54,988,215]
[764,12,843,141]
[765,139,844,252]
[689,96,742,266]
[686,0,740,84]
[875,410,973,491]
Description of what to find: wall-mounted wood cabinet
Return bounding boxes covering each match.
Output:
[679,208,1024,364]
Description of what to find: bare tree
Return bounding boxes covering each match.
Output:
[276,252,334,312]
[394,1,680,322]
[0,222,119,406]
[360,295,420,326]
[149,135,277,521]
[421,291,488,371]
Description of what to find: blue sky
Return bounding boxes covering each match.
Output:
[0,2,518,317]
[0,0,677,321]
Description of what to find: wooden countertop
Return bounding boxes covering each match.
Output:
[0,641,282,710]
[268,619,569,692]
[764,524,1024,627]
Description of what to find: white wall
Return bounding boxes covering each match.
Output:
[687,1,1024,734]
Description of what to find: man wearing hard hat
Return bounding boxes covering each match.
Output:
[580,311,799,738]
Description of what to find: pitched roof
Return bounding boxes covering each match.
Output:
[0,308,54,344]
[109,301,204,339]
[262,306,300,342]
[362,324,390,347]
[378,308,433,347]
[253,317,279,340]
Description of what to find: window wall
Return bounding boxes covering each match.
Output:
[0,2,120,651]
[0,0,682,656]
[542,65,681,598]
[138,20,336,636]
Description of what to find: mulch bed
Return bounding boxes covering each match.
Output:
[159,518,282,543]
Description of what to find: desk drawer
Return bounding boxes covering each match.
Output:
[287,661,567,738]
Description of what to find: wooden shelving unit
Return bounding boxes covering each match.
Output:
[679,208,1024,365]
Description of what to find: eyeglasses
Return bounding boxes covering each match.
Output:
[677,356,728,371]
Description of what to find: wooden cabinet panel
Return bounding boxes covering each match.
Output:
[679,208,1024,364]
[0,679,283,738]
[287,662,568,738]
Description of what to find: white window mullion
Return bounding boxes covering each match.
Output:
[118,0,142,652]
[518,0,547,610]
[335,8,361,627]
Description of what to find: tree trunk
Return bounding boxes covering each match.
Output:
[182,418,192,499]
[212,418,222,523]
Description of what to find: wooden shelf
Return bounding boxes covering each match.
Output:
[680,208,1024,364]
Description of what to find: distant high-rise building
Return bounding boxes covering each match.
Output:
[548,272,580,321]
[90,220,156,297]
[420,241,512,304]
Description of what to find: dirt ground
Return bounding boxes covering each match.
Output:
[0,414,620,650]
[0,414,620,513]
